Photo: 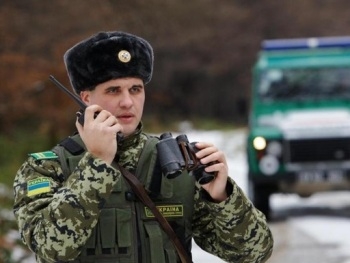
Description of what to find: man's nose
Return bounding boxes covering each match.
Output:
[119,92,133,107]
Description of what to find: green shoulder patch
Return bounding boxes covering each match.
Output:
[29,151,58,160]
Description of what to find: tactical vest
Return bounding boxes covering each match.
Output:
[53,134,195,263]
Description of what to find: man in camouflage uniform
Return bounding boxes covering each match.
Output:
[13,31,273,263]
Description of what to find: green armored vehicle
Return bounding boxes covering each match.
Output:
[247,36,350,219]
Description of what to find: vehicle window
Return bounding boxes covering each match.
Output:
[258,68,350,102]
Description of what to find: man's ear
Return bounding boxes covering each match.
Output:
[80,91,90,104]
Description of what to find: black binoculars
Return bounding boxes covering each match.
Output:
[156,132,216,185]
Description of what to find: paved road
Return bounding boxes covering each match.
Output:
[267,202,350,263]
[269,220,340,263]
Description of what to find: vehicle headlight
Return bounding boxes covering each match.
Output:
[253,136,267,150]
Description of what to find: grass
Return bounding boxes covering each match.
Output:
[0,130,53,188]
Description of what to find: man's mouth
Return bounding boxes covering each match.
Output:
[117,113,134,122]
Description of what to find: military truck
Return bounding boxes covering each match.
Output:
[247,36,350,219]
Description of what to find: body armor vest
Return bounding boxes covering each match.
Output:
[53,134,195,263]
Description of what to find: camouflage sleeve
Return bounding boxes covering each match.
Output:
[13,152,121,262]
[192,177,273,263]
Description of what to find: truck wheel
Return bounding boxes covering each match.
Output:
[249,180,274,220]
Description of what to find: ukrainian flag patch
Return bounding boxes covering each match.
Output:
[27,177,51,197]
[29,151,58,160]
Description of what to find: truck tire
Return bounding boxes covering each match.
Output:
[249,180,275,220]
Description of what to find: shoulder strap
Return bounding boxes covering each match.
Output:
[116,164,192,263]
[52,134,86,179]
[58,136,85,155]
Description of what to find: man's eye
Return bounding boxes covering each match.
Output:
[130,86,142,94]
[107,87,118,93]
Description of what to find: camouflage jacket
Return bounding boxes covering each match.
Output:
[13,127,273,263]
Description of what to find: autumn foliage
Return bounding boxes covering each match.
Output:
[2,0,350,137]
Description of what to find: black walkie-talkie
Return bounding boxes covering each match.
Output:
[49,75,123,143]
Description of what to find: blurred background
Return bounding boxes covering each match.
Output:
[2,0,350,262]
[4,0,350,139]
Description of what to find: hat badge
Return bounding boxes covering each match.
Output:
[118,50,131,63]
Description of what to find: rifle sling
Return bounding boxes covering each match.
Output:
[116,164,192,263]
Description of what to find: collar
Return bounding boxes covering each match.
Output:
[117,122,143,151]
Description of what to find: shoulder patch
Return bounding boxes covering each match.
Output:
[29,151,58,160]
[27,177,51,197]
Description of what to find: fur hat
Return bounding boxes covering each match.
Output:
[64,31,154,93]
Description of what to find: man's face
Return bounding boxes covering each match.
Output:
[80,77,145,136]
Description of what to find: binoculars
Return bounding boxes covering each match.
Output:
[156,132,216,185]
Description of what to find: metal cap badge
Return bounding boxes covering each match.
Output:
[118,50,131,63]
